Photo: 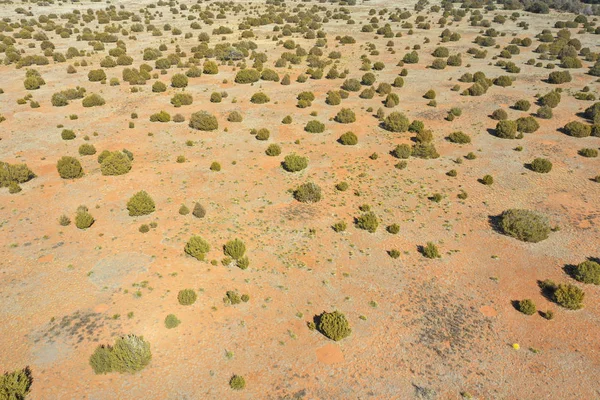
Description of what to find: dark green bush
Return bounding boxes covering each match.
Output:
[178,289,197,305]
[332,221,347,232]
[355,212,378,232]
[491,109,508,120]
[100,151,132,176]
[250,92,270,104]
[335,108,356,123]
[282,154,308,172]
[184,235,210,261]
[75,206,94,229]
[150,111,170,122]
[544,282,585,310]
[391,144,411,159]
[165,314,181,329]
[423,89,436,99]
[573,260,600,284]
[224,239,246,260]
[339,131,358,145]
[203,60,218,74]
[499,209,550,243]
[326,91,342,105]
[548,70,571,84]
[579,148,598,158]
[61,129,76,140]
[265,144,281,156]
[495,120,517,139]
[563,121,591,137]
[294,182,322,203]
[127,191,155,216]
[89,335,151,374]
[517,299,536,315]
[447,131,471,144]
[530,158,552,173]
[537,106,553,119]
[317,310,351,341]
[540,91,561,108]
[210,162,221,171]
[57,156,83,179]
[513,99,531,111]
[152,81,167,92]
[383,112,409,132]
[189,111,218,131]
[304,120,325,133]
[192,202,206,218]
[171,73,188,88]
[494,75,512,87]
[341,78,361,92]
[411,143,439,159]
[422,242,440,258]
[234,69,260,84]
[88,69,106,82]
[255,128,270,141]
[230,375,246,390]
[516,116,539,133]
[82,94,105,107]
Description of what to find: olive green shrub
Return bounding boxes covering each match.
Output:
[127,191,155,216]
[57,156,83,179]
[184,236,210,261]
[499,209,550,243]
[89,335,151,374]
[317,310,351,341]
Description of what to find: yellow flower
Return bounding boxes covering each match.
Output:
[512,343,520,350]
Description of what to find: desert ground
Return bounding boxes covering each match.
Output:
[0,0,599,398]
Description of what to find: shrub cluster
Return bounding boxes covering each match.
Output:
[89,335,151,374]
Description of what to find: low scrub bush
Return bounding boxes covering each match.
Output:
[517,299,536,315]
[89,335,151,374]
[422,242,441,258]
[316,311,351,341]
[338,132,358,145]
[100,151,132,176]
[530,158,552,173]
[447,131,471,144]
[499,209,550,243]
[282,154,308,172]
[57,156,83,179]
[184,236,210,261]
[0,367,33,399]
[178,289,197,305]
[304,120,325,133]
[563,121,591,137]
[294,182,322,203]
[355,212,378,232]
[127,191,155,216]
[189,111,218,131]
[573,260,600,284]
[383,112,409,132]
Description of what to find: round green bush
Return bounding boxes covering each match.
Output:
[152,81,167,92]
[184,235,210,261]
[578,148,598,158]
[517,299,536,315]
[229,375,246,390]
[79,144,96,156]
[304,120,325,133]
[88,69,106,82]
[355,211,378,232]
[234,69,260,84]
[563,121,591,137]
[317,310,352,341]
[335,108,356,123]
[499,209,550,243]
[326,91,341,105]
[127,191,155,216]
[573,260,600,284]
[101,151,132,176]
[189,111,218,131]
[75,206,94,229]
[422,242,441,259]
[391,144,411,159]
[294,182,322,203]
[250,92,270,104]
[338,131,358,145]
[171,93,193,107]
[495,120,517,139]
[265,144,281,156]
[57,156,83,179]
[203,60,218,74]
[192,203,205,218]
[210,162,221,171]
[491,109,508,121]
[530,158,552,173]
[171,73,188,88]
[178,289,197,305]
[282,154,308,172]
[554,283,585,309]
[164,314,180,329]
[223,239,246,260]
[513,99,531,111]
[227,111,243,122]
[537,106,553,119]
[383,112,409,132]
[341,78,361,92]
[82,94,105,107]
[61,129,76,140]
[516,116,539,133]
[89,334,151,374]
[150,111,171,122]
[447,131,471,144]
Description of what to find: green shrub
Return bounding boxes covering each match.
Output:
[356,212,378,232]
[517,299,536,315]
[411,143,439,159]
[553,283,585,310]
[495,120,517,139]
[229,375,246,390]
[89,335,151,374]
[152,81,167,92]
[568,258,599,286]
[336,182,349,191]
[393,77,404,88]
[250,92,270,104]
[494,75,512,87]
[227,111,243,122]
[210,162,221,171]
[563,121,591,137]
[265,144,281,156]
[304,120,325,133]
[294,182,322,203]
[540,90,561,108]
[100,151,132,176]
[422,242,440,258]
[184,236,210,261]
[579,148,598,158]
[447,131,471,144]
[513,99,531,111]
[0,367,32,399]
[255,128,270,141]
[88,69,106,82]
[171,93,193,107]
[224,291,241,305]
[203,60,218,74]
[516,116,539,133]
[481,175,494,185]
[261,68,279,82]
[332,221,347,232]
[179,204,190,215]
[57,156,83,179]
[139,224,149,233]
[317,311,351,341]
[82,94,105,107]
[189,111,218,131]
[326,91,342,105]
[499,209,550,243]
[61,129,76,140]
[387,224,400,234]
[339,131,358,145]
[383,112,409,132]
[548,70,571,84]
[537,106,553,119]
[341,78,361,92]
[75,206,94,229]
[224,239,246,260]
[391,144,411,159]
[335,108,356,124]
[234,69,260,83]
[127,191,155,216]
[530,158,552,173]
[192,202,206,218]
[408,120,425,133]
[423,89,436,99]
[165,314,181,329]
[491,109,508,120]
[150,111,171,122]
[178,289,197,305]
[79,144,96,156]
[171,73,188,88]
